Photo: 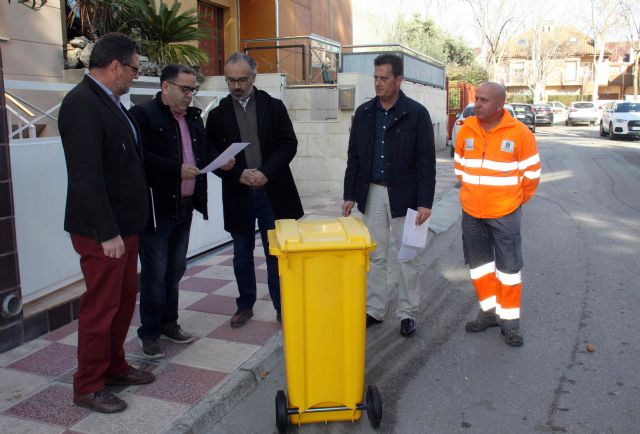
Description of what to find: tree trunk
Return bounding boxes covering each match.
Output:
[634,53,639,99]
[591,43,606,102]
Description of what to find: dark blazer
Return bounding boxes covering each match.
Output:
[130,93,210,223]
[59,75,148,242]
[343,91,436,217]
[205,87,304,234]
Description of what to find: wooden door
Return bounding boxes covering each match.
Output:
[198,2,224,76]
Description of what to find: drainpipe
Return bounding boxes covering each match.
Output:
[0,45,25,352]
[275,0,280,71]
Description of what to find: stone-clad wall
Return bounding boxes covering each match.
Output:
[288,72,447,197]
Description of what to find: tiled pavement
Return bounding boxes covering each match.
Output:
[0,152,456,434]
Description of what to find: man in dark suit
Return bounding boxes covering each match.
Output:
[206,52,303,328]
[59,33,154,413]
[342,54,436,337]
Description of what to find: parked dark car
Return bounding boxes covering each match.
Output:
[510,103,536,133]
[533,104,553,126]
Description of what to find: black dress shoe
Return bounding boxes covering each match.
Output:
[400,318,416,337]
[366,314,383,328]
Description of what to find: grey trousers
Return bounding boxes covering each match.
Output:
[364,184,425,321]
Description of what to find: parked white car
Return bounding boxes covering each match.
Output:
[448,103,516,157]
[599,101,640,139]
[547,101,568,124]
[567,101,600,126]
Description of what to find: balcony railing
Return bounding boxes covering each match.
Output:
[341,43,445,89]
[242,34,341,86]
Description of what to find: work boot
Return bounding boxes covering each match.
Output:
[501,329,524,347]
[465,309,499,332]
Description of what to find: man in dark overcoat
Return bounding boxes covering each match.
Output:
[206,52,303,328]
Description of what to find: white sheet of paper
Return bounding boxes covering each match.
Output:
[402,208,430,248]
[398,243,418,261]
[199,142,250,174]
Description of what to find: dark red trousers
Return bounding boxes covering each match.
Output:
[71,234,139,395]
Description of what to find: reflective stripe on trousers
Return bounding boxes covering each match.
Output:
[462,208,523,320]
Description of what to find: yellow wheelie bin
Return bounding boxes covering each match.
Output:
[268,216,382,433]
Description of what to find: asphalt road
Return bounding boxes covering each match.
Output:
[209,125,640,434]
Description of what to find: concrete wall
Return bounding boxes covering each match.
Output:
[0,0,64,82]
[288,72,447,196]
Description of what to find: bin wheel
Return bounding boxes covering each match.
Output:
[275,390,288,433]
[366,384,382,428]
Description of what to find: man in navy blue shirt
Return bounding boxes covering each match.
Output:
[343,54,436,337]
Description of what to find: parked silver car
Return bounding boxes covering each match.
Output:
[567,101,599,126]
[599,101,640,139]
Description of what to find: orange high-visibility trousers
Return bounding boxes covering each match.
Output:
[462,208,523,327]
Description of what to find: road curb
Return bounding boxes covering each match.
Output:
[161,332,284,434]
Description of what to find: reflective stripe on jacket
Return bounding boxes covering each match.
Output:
[454,109,540,219]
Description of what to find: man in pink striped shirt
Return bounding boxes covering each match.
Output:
[130,64,234,359]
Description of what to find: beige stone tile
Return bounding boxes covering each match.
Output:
[251,299,279,322]
[0,415,65,434]
[192,265,236,280]
[0,339,50,367]
[70,394,188,434]
[0,369,51,411]
[59,326,138,347]
[213,281,269,300]
[189,255,232,267]
[176,310,228,337]
[171,338,259,373]
[178,290,208,309]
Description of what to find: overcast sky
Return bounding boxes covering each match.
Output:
[352,0,622,48]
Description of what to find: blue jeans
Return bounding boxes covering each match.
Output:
[232,189,280,313]
[137,203,193,339]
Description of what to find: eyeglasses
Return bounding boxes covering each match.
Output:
[120,61,140,75]
[225,76,252,85]
[168,81,199,96]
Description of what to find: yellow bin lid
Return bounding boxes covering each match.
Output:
[269,217,375,255]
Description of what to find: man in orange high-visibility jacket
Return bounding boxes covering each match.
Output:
[454,82,540,347]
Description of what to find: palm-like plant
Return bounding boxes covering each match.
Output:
[66,0,125,39]
[120,0,211,68]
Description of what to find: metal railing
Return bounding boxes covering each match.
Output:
[4,77,228,139]
[242,34,341,85]
[341,43,446,89]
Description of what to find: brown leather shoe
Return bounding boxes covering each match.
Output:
[73,389,127,413]
[104,366,155,386]
[230,309,253,328]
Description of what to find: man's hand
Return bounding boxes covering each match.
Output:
[250,170,268,187]
[239,169,257,186]
[415,207,431,225]
[220,157,235,171]
[181,164,200,180]
[342,200,355,217]
[239,169,268,186]
[102,235,125,259]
